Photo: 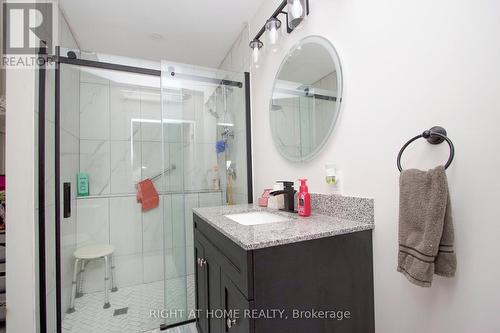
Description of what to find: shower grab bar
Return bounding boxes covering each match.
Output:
[77,189,223,200]
[150,164,177,182]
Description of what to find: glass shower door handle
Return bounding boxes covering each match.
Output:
[63,182,71,218]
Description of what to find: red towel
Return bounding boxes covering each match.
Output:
[136,179,159,212]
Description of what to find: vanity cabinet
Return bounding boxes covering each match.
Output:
[193,213,375,333]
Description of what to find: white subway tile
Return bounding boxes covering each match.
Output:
[110,140,141,194]
[76,197,109,246]
[109,196,142,256]
[79,140,110,195]
[80,82,110,140]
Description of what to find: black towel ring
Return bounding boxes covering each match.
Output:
[397,126,455,172]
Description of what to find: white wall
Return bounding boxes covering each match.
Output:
[6,67,38,333]
[248,0,500,332]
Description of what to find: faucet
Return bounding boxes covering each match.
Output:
[270,181,296,213]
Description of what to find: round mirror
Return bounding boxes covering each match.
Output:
[270,35,343,162]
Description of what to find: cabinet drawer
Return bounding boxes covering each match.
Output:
[194,214,254,299]
[222,272,254,333]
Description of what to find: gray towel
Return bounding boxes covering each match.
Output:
[397,165,456,287]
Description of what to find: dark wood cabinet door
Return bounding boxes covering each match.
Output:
[205,243,223,333]
[195,238,208,333]
[221,272,253,333]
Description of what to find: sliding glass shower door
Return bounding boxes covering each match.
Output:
[56,57,174,333]
[160,61,250,327]
[40,48,251,333]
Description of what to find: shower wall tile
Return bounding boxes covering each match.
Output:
[109,196,142,256]
[186,245,194,276]
[167,142,183,192]
[110,140,141,194]
[162,195,173,250]
[165,246,187,279]
[60,129,79,155]
[110,84,141,141]
[183,143,218,191]
[184,193,199,247]
[163,123,182,143]
[80,139,110,195]
[199,191,223,208]
[232,193,248,205]
[113,253,143,288]
[162,102,186,148]
[162,143,173,191]
[76,198,110,246]
[61,65,80,137]
[180,90,195,122]
[141,141,164,191]
[171,194,186,249]
[80,69,110,85]
[230,130,249,203]
[193,91,217,144]
[143,196,166,253]
[231,92,247,136]
[60,154,79,201]
[80,82,110,140]
[143,251,163,283]
[140,88,162,142]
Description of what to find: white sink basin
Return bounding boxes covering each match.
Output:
[225,211,290,226]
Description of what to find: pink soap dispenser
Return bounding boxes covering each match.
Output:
[297,179,311,217]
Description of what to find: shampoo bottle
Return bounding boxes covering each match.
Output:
[297,179,311,217]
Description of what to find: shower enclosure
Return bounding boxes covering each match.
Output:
[37,47,252,333]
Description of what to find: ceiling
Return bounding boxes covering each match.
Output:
[59,0,265,68]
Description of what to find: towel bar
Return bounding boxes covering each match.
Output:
[397,126,455,172]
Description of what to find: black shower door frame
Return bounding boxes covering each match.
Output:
[37,46,253,333]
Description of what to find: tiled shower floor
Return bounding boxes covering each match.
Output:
[63,276,195,333]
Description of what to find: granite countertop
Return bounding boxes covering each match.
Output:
[193,204,374,250]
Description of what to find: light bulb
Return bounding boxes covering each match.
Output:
[269,26,277,45]
[291,0,303,18]
[265,18,281,53]
[252,47,260,64]
[249,39,263,68]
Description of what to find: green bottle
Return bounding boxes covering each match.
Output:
[77,173,89,197]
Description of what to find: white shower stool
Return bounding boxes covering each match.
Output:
[66,244,117,313]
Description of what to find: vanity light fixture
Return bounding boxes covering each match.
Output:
[249,0,310,68]
[265,17,282,52]
[249,38,264,68]
[287,0,308,29]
